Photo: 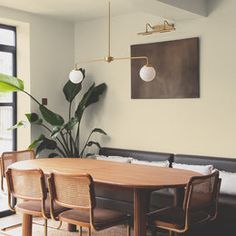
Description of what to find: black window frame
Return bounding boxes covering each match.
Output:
[0,23,17,218]
[0,23,17,151]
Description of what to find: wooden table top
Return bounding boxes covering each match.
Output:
[9,158,201,189]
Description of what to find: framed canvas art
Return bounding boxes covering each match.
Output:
[131,37,200,99]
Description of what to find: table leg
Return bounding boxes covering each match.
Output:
[134,189,151,236]
[68,223,77,232]
[22,214,32,236]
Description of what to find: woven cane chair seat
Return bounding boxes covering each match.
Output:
[17,198,67,218]
[148,206,210,230]
[59,208,129,230]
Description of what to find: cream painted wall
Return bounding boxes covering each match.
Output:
[74,0,236,157]
[0,7,74,149]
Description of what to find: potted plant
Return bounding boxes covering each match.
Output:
[0,69,107,157]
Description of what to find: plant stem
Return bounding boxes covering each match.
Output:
[60,132,71,156]
[21,90,41,106]
[80,131,93,157]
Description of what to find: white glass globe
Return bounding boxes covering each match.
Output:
[139,65,156,82]
[69,69,84,84]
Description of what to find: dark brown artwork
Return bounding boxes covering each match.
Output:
[131,37,200,99]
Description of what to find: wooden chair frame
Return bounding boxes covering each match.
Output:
[5,168,49,236]
[149,171,221,235]
[48,172,131,235]
[1,150,35,192]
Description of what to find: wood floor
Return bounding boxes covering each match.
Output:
[0,214,162,236]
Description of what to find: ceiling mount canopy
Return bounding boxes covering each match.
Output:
[69,1,156,83]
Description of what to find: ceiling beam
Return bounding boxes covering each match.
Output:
[158,0,208,17]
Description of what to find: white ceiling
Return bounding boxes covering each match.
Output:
[0,0,207,22]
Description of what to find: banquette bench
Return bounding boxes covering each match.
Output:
[95,147,236,236]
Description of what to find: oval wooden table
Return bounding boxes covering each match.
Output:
[9,158,201,236]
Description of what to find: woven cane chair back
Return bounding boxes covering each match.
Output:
[6,168,47,201]
[183,171,220,215]
[48,172,96,210]
[1,150,35,178]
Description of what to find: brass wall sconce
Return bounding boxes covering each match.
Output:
[69,1,157,84]
[138,20,175,36]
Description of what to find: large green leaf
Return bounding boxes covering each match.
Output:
[63,117,79,131]
[48,153,60,158]
[36,137,57,155]
[39,105,64,126]
[75,83,107,121]
[0,73,24,92]
[8,121,25,130]
[25,113,43,125]
[91,128,107,135]
[28,134,45,150]
[51,126,61,139]
[63,69,84,102]
[87,141,101,149]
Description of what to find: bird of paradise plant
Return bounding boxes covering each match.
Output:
[0,69,107,157]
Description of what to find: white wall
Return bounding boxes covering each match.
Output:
[0,6,74,149]
[74,0,236,157]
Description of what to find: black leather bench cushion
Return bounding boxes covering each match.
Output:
[174,154,236,172]
[99,147,174,162]
[219,194,236,208]
[151,188,174,209]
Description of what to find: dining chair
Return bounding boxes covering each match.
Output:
[147,171,221,236]
[5,168,66,236]
[1,150,35,192]
[48,172,131,236]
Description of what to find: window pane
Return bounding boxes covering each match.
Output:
[0,51,13,102]
[0,106,13,154]
[0,28,15,46]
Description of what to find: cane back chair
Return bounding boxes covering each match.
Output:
[1,150,35,192]
[48,172,131,236]
[6,168,66,236]
[148,171,221,236]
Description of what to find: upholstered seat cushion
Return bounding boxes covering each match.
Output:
[16,198,67,217]
[59,208,129,230]
[148,207,210,230]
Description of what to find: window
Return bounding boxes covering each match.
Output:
[0,24,17,155]
[0,24,17,216]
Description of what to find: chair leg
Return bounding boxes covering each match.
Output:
[88,227,91,236]
[57,221,62,230]
[1,175,4,192]
[127,223,131,236]
[79,226,82,236]
[44,219,47,236]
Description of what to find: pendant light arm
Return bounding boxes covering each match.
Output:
[108,1,111,57]
[114,56,149,66]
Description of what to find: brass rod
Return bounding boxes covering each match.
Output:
[114,56,149,65]
[108,1,111,57]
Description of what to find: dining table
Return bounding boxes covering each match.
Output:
[9,158,201,236]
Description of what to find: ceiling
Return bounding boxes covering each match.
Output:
[0,0,208,22]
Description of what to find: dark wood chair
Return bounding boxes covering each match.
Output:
[6,168,66,236]
[1,150,35,192]
[48,172,131,236]
[147,171,221,236]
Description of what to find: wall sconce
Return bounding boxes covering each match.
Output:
[138,20,175,36]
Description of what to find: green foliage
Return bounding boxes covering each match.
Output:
[0,73,24,92]
[0,69,107,157]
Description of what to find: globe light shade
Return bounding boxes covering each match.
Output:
[139,65,156,82]
[69,69,84,84]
